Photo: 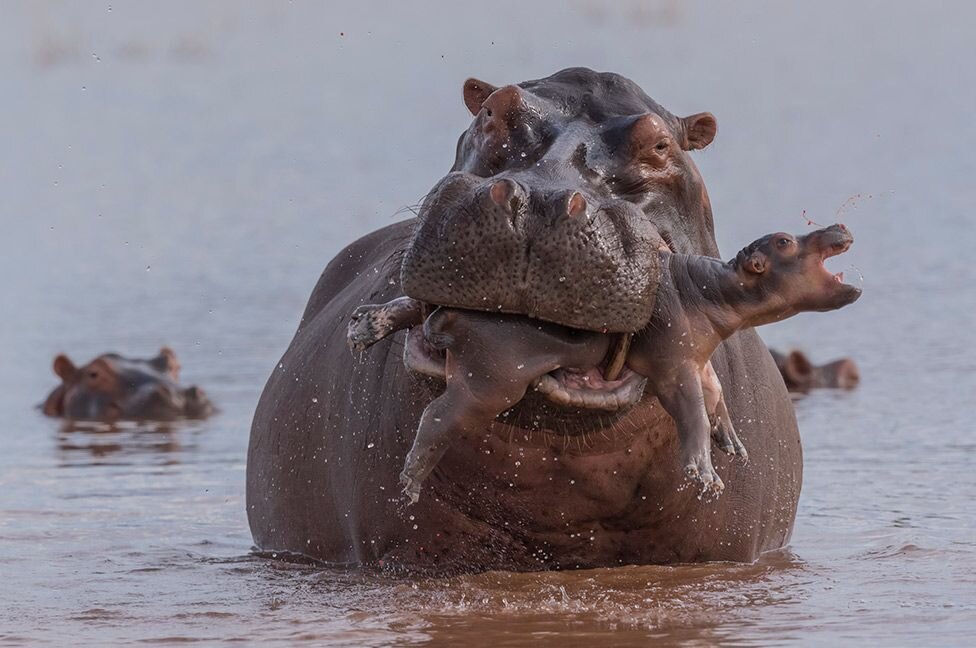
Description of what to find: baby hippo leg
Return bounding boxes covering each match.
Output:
[701,361,748,459]
[347,296,424,352]
[400,310,550,504]
[656,363,725,495]
[400,381,512,504]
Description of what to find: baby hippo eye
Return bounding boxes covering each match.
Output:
[777,237,793,248]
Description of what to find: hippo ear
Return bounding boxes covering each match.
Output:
[783,350,814,384]
[681,112,717,150]
[463,78,499,115]
[153,346,181,379]
[53,354,77,381]
[745,251,767,274]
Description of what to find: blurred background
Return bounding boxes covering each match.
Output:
[1,1,973,645]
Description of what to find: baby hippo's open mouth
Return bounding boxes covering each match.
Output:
[812,224,857,286]
[403,325,647,412]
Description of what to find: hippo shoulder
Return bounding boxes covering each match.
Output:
[299,220,416,329]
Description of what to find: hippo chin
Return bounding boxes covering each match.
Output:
[42,348,214,422]
[247,68,806,573]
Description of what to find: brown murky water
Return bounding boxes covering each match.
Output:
[2,1,974,645]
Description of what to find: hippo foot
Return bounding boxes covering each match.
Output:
[682,450,725,496]
[710,416,748,461]
[347,305,396,353]
[399,470,423,506]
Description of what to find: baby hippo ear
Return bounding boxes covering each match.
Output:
[745,251,768,274]
[53,354,77,381]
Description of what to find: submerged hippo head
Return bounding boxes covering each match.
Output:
[771,348,861,393]
[42,347,214,422]
[400,67,718,333]
[731,224,862,317]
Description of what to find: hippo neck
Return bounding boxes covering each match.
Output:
[667,253,789,342]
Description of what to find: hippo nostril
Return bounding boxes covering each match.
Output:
[566,192,587,218]
[489,179,519,212]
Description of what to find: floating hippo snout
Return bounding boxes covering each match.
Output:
[42,347,214,422]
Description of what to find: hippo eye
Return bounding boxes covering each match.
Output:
[89,371,99,379]
[777,238,792,248]
[654,141,669,153]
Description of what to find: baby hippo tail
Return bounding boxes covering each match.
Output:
[422,307,458,350]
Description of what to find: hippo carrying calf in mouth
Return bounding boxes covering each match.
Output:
[247,68,861,572]
[350,225,860,502]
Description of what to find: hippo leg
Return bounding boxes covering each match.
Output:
[711,392,748,460]
[347,296,424,352]
[701,361,747,459]
[656,364,724,495]
[400,386,499,504]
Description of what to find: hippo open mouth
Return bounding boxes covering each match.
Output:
[402,321,647,412]
[808,224,861,303]
[818,227,853,280]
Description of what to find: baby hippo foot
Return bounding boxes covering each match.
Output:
[682,449,725,497]
[710,416,748,461]
[347,304,397,353]
[399,469,423,506]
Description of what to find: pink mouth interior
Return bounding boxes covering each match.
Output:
[550,366,637,391]
[819,239,852,285]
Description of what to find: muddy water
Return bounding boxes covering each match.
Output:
[2,1,974,645]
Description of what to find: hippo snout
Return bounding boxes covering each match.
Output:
[401,171,664,333]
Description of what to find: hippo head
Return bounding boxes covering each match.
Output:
[731,224,862,317]
[773,349,861,393]
[400,67,719,333]
[41,348,214,422]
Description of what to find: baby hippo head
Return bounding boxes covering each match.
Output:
[42,347,214,422]
[733,224,862,314]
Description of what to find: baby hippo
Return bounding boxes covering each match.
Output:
[350,225,861,502]
[42,347,214,422]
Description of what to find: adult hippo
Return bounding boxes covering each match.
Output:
[42,348,214,422]
[247,68,802,573]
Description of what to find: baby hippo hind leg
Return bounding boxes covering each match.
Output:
[347,296,423,352]
[657,364,725,496]
[701,362,748,460]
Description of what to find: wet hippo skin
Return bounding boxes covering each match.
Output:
[247,68,806,573]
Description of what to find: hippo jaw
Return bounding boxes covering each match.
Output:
[402,323,647,413]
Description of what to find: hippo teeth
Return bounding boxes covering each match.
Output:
[834,271,844,283]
